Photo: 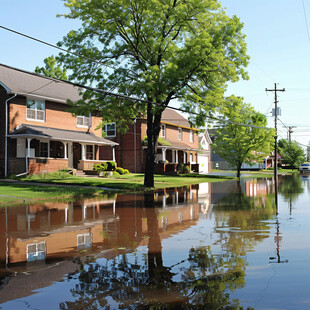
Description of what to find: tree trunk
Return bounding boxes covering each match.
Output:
[144,104,162,188]
[237,162,242,178]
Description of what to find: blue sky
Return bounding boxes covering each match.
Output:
[1,0,310,146]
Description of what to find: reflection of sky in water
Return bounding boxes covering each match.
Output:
[1,176,310,309]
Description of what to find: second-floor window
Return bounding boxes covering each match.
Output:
[178,127,182,140]
[26,99,45,122]
[77,115,91,127]
[161,124,166,138]
[103,122,116,137]
[190,130,194,143]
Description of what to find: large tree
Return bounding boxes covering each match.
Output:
[56,0,249,187]
[278,139,305,169]
[212,96,273,178]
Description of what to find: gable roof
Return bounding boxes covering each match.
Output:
[161,108,199,131]
[0,63,81,103]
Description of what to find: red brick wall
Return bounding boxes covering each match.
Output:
[8,96,102,137]
[7,158,26,176]
[28,158,68,174]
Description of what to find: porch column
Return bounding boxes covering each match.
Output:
[112,146,115,162]
[81,144,86,160]
[162,147,167,162]
[26,138,32,172]
[176,150,179,163]
[183,151,186,163]
[64,143,68,159]
[48,141,50,158]
[92,145,94,160]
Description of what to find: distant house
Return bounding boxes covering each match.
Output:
[198,130,212,174]
[100,108,201,173]
[0,63,118,177]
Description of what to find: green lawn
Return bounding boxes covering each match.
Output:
[0,181,102,205]
[0,172,233,205]
[2,168,295,205]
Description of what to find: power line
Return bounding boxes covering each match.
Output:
[0,24,272,131]
[0,25,116,71]
[302,0,310,43]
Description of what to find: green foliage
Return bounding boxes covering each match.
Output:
[35,55,68,80]
[106,161,117,171]
[278,139,305,168]
[94,162,108,172]
[212,96,274,178]
[116,167,130,175]
[177,163,190,174]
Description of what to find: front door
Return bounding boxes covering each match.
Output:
[73,143,81,169]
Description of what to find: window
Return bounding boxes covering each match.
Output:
[77,232,92,249]
[190,130,194,143]
[77,115,91,127]
[161,124,166,138]
[26,100,45,121]
[103,123,116,137]
[178,127,182,140]
[27,242,46,262]
[40,142,48,157]
[86,145,94,160]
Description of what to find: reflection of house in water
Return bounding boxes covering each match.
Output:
[197,182,212,217]
[211,178,275,207]
[0,186,206,303]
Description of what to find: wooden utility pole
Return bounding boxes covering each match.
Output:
[288,126,296,142]
[265,83,285,211]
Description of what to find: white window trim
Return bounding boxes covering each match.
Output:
[77,232,92,246]
[161,124,166,138]
[190,130,194,143]
[104,122,116,138]
[178,127,182,141]
[26,241,46,260]
[77,115,92,128]
[26,99,45,122]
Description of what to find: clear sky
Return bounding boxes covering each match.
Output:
[1,0,310,147]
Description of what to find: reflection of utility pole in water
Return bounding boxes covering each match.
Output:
[265,83,285,211]
[269,218,288,264]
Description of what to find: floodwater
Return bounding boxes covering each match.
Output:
[0,174,309,309]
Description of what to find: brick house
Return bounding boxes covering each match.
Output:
[100,108,201,173]
[0,64,118,177]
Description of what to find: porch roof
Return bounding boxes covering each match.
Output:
[7,124,118,146]
[158,138,199,152]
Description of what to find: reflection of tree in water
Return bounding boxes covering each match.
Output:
[278,174,304,204]
[59,194,250,309]
[213,181,276,255]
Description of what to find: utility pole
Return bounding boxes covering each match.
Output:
[266,83,285,211]
[287,126,296,142]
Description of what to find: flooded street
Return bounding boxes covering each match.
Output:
[0,175,309,309]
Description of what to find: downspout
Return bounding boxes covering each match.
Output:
[5,94,17,178]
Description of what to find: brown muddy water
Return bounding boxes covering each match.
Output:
[0,174,309,309]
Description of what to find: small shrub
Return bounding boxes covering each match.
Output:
[116,167,125,175]
[106,161,117,171]
[177,163,190,174]
[94,162,108,173]
[123,169,129,174]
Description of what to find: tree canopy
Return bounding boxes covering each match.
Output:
[278,139,305,169]
[35,55,68,80]
[211,96,273,177]
[55,0,249,187]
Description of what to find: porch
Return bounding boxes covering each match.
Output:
[7,124,118,176]
[147,145,200,175]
